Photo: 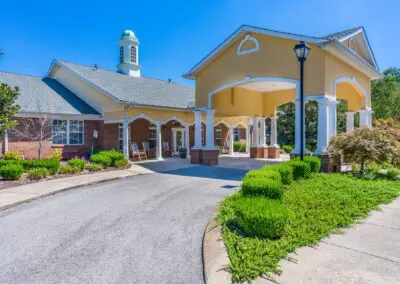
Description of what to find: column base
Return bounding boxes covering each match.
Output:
[250,147,268,158]
[190,149,203,164]
[202,150,219,166]
[267,146,280,159]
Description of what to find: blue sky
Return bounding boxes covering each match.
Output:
[0,0,398,87]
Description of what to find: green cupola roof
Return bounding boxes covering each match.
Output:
[121,29,137,40]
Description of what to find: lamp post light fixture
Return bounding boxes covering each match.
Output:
[293,41,310,161]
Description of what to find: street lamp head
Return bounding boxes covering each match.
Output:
[293,41,310,62]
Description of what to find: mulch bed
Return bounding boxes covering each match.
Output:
[0,165,131,191]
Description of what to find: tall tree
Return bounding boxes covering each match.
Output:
[372,67,400,120]
[0,83,20,136]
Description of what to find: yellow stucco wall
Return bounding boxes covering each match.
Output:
[104,107,194,124]
[51,65,121,113]
[263,89,296,117]
[195,34,326,108]
[336,82,364,111]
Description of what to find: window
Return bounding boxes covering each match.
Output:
[130,46,137,63]
[201,126,205,146]
[234,128,240,142]
[52,120,84,145]
[119,46,124,63]
[215,126,222,146]
[148,126,156,148]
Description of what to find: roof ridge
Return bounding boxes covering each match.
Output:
[323,26,363,39]
[57,59,193,89]
[0,70,43,79]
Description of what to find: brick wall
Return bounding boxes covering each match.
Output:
[7,118,102,160]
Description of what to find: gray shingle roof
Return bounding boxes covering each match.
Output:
[0,72,100,116]
[58,60,195,109]
[323,27,362,41]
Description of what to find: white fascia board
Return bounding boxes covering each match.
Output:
[16,112,103,120]
[183,25,327,79]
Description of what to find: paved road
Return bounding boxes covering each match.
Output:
[0,165,247,284]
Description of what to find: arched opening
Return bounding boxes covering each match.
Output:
[130,118,157,159]
[162,119,185,156]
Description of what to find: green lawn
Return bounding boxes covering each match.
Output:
[217,173,400,282]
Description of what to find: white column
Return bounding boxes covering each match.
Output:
[122,121,129,159]
[253,117,259,147]
[156,123,163,160]
[193,111,202,149]
[229,126,234,155]
[360,109,372,128]
[259,118,267,147]
[346,112,355,132]
[205,109,216,150]
[270,116,278,147]
[4,130,8,153]
[315,99,330,155]
[293,100,302,154]
[329,102,337,138]
[245,124,251,153]
[184,123,190,159]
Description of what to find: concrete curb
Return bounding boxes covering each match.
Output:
[0,171,143,212]
[203,214,232,284]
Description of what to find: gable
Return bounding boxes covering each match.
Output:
[339,29,377,68]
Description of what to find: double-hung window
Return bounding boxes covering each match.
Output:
[52,120,84,145]
[215,126,222,146]
[148,126,156,148]
[234,128,240,142]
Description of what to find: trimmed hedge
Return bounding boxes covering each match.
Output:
[59,165,81,174]
[272,164,294,185]
[90,153,112,167]
[288,161,311,180]
[115,158,129,168]
[294,156,321,173]
[281,145,294,154]
[233,142,246,153]
[246,169,281,182]
[28,168,49,180]
[234,196,289,239]
[0,164,23,180]
[67,157,86,171]
[85,163,103,172]
[242,176,283,200]
[0,158,60,175]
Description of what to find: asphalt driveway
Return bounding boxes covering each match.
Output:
[0,165,247,284]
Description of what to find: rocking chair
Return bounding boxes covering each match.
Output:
[131,143,147,161]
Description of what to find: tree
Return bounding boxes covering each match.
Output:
[328,127,400,173]
[0,83,20,136]
[372,67,400,120]
[10,114,53,159]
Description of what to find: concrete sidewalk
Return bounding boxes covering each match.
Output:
[258,198,400,284]
[0,165,152,211]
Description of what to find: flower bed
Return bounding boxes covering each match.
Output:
[0,150,129,190]
[217,158,400,282]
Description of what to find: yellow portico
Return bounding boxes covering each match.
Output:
[184,25,382,166]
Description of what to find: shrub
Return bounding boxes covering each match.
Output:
[0,164,23,180]
[233,142,246,153]
[234,196,289,239]
[90,153,112,167]
[282,145,294,154]
[22,158,60,174]
[3,150,22,160]
[50,148,63,160]
[115,158,129,168]
[387,168,400,180]
[28,168,49,180]
[294,156,321,173]
[272,164,293,185]
[85,163,103,172]
[59,165,81,174]
[288,161,311,180]
[67,157,86,171]
[242,176,283,199]
[99,149,125,166]
[246,169,281,182]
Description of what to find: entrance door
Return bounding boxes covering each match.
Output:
[172,128,185,155]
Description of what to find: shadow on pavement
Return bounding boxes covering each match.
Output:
[163,166,247,181]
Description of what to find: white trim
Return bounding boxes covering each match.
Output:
[160,116,185,126]
[172,127,185,155]
[16,112,102,120]
[51,119,85,146]
[237,34,260,56]
[207,76,299,107]
[232,121,246,128]
[333,76,368,107]
[214,120,231,128]
[183,25,325,79]
[127,114,157,125]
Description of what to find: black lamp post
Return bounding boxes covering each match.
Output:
[293,41,310,161]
